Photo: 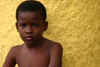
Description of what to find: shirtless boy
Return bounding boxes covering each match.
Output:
[2,0,63,67]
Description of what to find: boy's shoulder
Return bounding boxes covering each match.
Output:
[44,38,63,53]
[44,38,62,46]
[44,38,61,45]
[9,45,22,56]
[10,45,21,51]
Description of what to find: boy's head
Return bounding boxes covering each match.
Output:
[16,0,47,23]
[16,0,48,45]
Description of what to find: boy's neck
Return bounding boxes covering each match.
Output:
[24,37,45,50]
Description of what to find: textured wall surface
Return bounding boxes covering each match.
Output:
[0,0,100,67]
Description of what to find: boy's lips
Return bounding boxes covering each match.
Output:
[25,36,33,40]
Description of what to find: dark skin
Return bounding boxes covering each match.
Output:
[2,11,63,67]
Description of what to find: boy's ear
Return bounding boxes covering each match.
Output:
[16,22,19,32]
[43,21,48,31]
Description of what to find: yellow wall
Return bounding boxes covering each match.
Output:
[0,0,100,67]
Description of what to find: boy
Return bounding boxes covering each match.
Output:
[2,0,63,67]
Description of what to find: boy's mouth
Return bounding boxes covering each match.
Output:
[25,36,33,41]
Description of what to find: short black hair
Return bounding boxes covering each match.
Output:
[16,0,47,23]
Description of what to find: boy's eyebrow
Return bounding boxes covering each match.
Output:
[19,22,24,24]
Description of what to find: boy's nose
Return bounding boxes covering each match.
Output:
[26,26,33,34]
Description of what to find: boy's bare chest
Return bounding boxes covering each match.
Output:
[15,50,50,67]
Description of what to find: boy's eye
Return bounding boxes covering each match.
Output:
[32,24,39,27]
[20,24,26,27]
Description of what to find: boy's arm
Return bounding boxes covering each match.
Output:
[2,47,16,67]
[48,43,63,67]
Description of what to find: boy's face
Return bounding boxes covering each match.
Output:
[16,11,47,45]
